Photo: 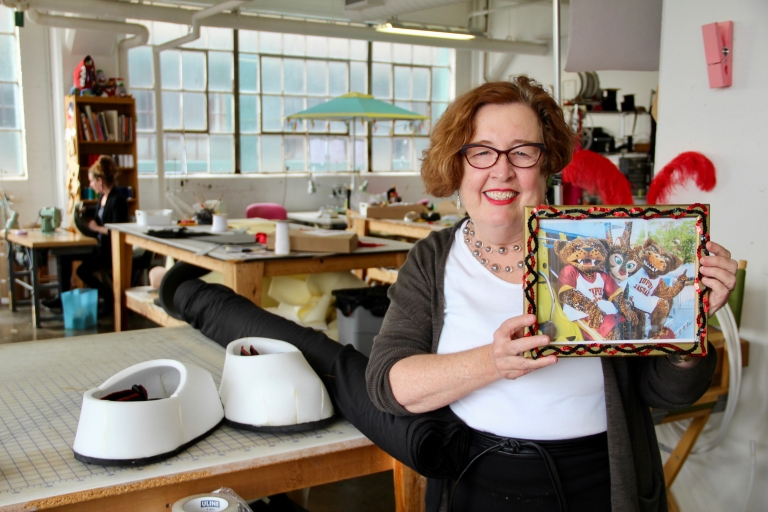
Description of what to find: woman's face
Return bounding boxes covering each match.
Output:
[88,174,104,194]
[458,102,547,239]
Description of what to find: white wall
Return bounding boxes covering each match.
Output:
[653,1,768,511]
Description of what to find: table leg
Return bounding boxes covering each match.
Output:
[223,260,264,306]
[111,231,133,332]
[7,241,16,312]
[664,411,711,489]
[392,459,425,512]
[31,248,41,328]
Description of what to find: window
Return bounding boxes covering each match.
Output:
[0,7,24,177]
[128,23,454,175]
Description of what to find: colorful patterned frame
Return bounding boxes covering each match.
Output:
[522,204,710,358]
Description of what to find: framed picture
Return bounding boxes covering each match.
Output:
[522,204,710,358]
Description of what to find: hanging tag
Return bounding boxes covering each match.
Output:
[15,11,24,27]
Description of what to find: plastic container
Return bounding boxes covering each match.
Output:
[332,286,390,357]
[136,209,173,226]
[61,288,98,330]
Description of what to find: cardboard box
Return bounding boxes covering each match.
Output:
[359,202,426,220]
[267,229,358,253]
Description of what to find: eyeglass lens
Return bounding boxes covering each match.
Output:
[464,145,542,169]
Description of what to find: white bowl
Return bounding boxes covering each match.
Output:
[219,338,334,432]
[73,359,224,466]
[137,209,173,226]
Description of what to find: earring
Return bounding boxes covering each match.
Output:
[456,193,461,210]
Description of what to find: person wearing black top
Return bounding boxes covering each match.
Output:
[44,156,128,313]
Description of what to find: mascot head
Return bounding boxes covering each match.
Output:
[638,238,682,278]
[554,237,608,277]
[605,221,640,283]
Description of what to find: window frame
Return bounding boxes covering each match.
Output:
[0,11,26,179]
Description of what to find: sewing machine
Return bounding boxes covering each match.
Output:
[39,206,61,234]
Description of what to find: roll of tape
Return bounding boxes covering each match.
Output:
[274,220,290,255]
[171,493,240,512]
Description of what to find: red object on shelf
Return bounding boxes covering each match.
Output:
[647,152,716,205]
[561,149,634,205]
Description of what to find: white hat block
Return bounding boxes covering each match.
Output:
[219,338,334,432]
[73,359,224,466]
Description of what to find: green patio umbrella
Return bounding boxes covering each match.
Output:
[285,92,429,175]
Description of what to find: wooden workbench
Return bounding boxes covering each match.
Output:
[0,326,420,512]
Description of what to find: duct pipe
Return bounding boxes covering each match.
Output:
[152,0,248,208]
[7,0,548,55]
[25,10,148,90]
[343,0,467,23]
[552,0,561,104]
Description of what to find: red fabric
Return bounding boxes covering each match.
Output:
[646,152,716,204]
[561,150,634,204]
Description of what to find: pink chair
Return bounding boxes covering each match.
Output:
[245,203,288,220]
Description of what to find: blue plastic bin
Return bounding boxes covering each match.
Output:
[61,289,98,330]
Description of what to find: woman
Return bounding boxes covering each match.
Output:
[365,77,737,511]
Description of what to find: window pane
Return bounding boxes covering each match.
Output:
[239,94,258,133]
[207,27,233,50]
[164,133,183,173]
[128,47,153,88]
[209,93,233,133]
[134,89,155,131]
[208,52,233,92]
[413,45,432,66]
[162,91,181,129]
[182,92,207,130]
[372,42,391,62]
[260,32,282,54]
[153,21,184,46]
[306,36,328,58]
[241,135,259,173]
[0,35,17,82]
[414,137,430,171]
[372,137,391,171]
[182,51,206,91]
[261,95,282,131]
[284,136,305,171]
[0,131,22,176]
[283,58,305,95]
[0,7,14,32]
[185,134,208,173]
[239,30,259,53]
[394,101,411,135]
[261,57,281,94]
[0,83,18,128]
[304,97,325,133]
[210,135,234,173]
[413,68,430,101]
[284,34,305,56]
[432,68,450,101]
[239,54,259,93]
[350,62,367,95]
[285,96,306,132]
[137,133,157,174]
[432,102,448,127]
[411,101,430,134]
[160,50,181,89]
[392,138,410,170]
[434,47,451,66]
[372,63,391,99]
[394,66,410,100]
[329,137,348,171]
[350,39,368,61]
[309,137,328,171]
[329,62,348,96]
[392,43,411,64]
[306,61,327,96]
[182,27,207,50]
[261,135,284,172]
[328,38,349,60]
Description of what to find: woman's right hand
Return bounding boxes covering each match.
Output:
[488,314,558,380]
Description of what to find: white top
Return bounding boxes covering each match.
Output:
[625,267,662,313]
[437,221,607,440]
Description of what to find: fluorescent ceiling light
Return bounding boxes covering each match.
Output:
[375,21,482,41]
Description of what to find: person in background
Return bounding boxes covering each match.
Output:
[365,77,737,512]
[44,155,128,314]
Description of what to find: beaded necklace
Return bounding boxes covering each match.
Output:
[462,219,524,274]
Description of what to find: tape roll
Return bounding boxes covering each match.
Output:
[171,494,240,512]
[274,220,290,255]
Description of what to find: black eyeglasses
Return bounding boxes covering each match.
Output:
[460,143,546,169]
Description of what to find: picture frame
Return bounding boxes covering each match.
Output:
[522,204,710,358]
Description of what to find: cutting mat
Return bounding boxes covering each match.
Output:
[0,326,367,508]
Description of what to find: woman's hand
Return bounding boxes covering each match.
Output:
[488,314,558,380]
[700,241,738,317]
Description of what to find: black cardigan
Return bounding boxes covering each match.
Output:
[94,189,128,255]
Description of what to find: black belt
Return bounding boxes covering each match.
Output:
[449,429,607,512]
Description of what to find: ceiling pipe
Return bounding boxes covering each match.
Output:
[25,9,149,90]
[8,0,547,55]
[343,0,467,23]
[152,0,250,208]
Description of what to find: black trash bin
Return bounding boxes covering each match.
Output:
[332,286,391,357]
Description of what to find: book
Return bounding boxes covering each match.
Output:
[80,112,92,141]
[104,110,118,141]
[83,105,97,140]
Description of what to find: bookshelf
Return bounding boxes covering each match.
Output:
[64,95,138,219]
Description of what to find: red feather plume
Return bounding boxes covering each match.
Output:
[561,150,634,204]
[646,152,716,204]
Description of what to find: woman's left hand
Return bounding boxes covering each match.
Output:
[700,240,738,317]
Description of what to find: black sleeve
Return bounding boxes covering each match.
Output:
[105,193,128,224]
